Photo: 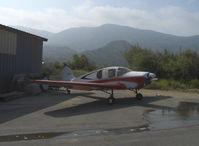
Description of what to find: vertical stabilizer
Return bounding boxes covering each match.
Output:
[61,67,75,81]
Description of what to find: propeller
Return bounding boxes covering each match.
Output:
[145,72,156,85]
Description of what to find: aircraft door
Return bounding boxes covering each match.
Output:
[96,68,116,79]
[108,69,116,78]
[102,69,108,79]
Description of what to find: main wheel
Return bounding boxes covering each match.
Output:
[67,89,71,94]
[107,97,115,105]
[136,93,143,100]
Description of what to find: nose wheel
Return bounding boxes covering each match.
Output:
[131,89,143,100]
[136,93,143,100]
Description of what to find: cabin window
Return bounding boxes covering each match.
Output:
[97,70,102,79]
[108,69,116,78]
[118,68,130,76]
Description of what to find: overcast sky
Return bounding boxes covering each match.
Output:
[0,0,199,36]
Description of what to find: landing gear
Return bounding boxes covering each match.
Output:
[102,89,115,104]
[107,89,115,105]
[67,89,71,94]
[107,96,115,104]
[131,89,143,100]
[136,93,143,100]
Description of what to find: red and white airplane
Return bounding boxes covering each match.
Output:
[32,66,157,104]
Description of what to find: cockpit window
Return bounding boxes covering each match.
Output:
[81,71,96,80]
[97,70,102,79]
[108,69,116,78]
[117,68,131,76]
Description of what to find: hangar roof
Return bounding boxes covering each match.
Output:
[0,24,48,41]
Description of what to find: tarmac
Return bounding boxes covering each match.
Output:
[0,89,199,146]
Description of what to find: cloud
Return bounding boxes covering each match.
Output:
[157,6,199,35]
[0,4,199,36]
[72,5,199,36]
[0,7,69,31]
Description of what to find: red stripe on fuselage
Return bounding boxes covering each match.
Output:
[91,76,145,89]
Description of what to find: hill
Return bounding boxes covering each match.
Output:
[83,40,131,66]
[15,24,199,65]
[48,24,199,52]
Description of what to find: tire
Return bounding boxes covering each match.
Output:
[67,89,71,94]
[107,97,115,105]
[136,93,143,100]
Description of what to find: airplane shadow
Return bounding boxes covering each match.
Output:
[0,91,93,124]
[45,94,174,118]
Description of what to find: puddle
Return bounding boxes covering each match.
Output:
[0,132,64,142]
[0,126,148,142]
[55,130,110,139]
[146,101,199,130]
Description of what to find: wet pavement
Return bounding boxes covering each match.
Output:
[146,101,199,130]
[0,125,149,142]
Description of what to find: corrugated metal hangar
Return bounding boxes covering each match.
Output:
[0,24,47,93]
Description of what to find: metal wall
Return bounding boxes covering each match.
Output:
[0,29,17,55]
[0,27,44,93]
[16,34,43,74]
[0,54,16,92]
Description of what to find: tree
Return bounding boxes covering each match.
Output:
[174,50,199,81]
[125,46,199,81]
[125,45,161,74]
[64,54,95,71]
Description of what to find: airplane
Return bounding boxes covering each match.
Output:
[31,66,157,104]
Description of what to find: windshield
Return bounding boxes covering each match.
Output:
[117,67,131,76]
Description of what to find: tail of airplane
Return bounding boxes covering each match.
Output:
[61,66,75,81]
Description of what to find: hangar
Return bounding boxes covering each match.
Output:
[0,24,47,93]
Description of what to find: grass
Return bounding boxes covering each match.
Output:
[189,79,199,88]
[146,79,199,90]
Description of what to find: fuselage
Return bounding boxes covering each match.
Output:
[32,66,157,92]
[72,66,156,90]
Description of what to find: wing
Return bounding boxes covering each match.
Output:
[31,80,126,90]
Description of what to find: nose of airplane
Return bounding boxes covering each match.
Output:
[149,73,156,79]
[145,72,156,84]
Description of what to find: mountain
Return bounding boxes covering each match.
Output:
[15,24,199,53]
[48,24,199,52]
[83,40,131,66]
[14,24,199,65]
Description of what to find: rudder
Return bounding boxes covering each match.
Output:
[61,66,75,81]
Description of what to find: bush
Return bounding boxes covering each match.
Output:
[189,79,199,88]
[65,54,96,71]
[125,46,199,82]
